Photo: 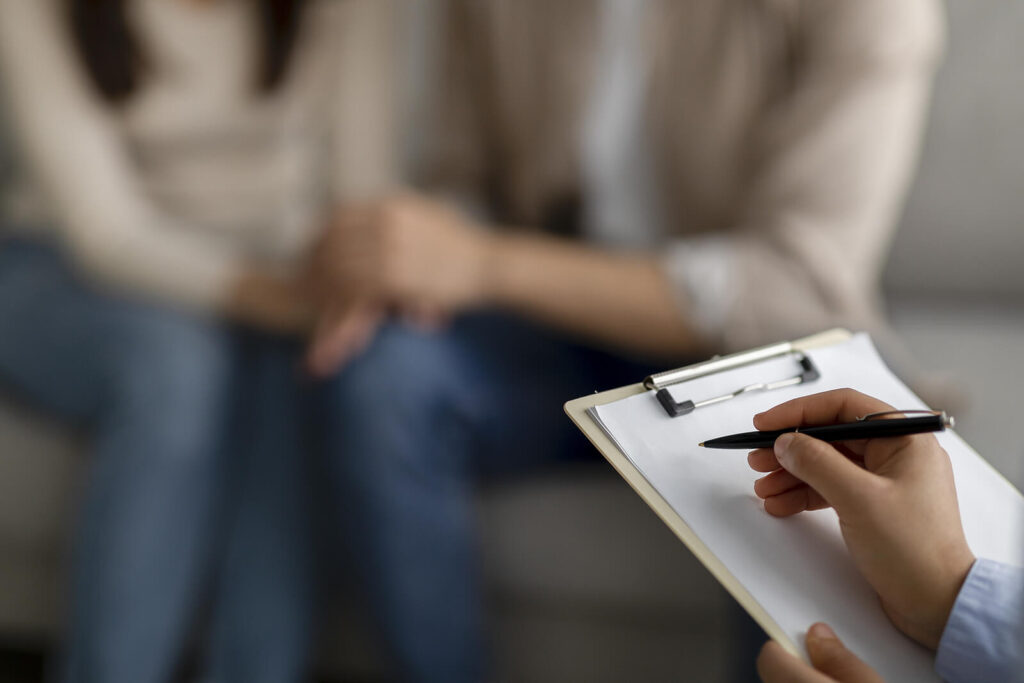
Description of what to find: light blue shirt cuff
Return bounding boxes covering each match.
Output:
[935,558,1024,683]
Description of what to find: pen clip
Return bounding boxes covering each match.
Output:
[857,409,954,429]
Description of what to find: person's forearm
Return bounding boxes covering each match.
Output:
[482,232,704,357]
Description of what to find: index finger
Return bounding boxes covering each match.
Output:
[305,300,382,377]
[753,389,895,431]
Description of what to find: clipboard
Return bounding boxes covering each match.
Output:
[564,328,852,657]
[564,328,1024,680]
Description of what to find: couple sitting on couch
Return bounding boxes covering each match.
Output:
[0,0,942,681]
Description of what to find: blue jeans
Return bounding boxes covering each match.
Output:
[0,239,314,683]
[318,314,665,682]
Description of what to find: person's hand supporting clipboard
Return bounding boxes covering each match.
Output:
[748,389,976,682]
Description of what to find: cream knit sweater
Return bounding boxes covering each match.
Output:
[0,0,398,311]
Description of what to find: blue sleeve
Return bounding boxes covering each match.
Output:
[934,558,1024,683]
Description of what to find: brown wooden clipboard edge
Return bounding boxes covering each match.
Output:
[563,328,853,659]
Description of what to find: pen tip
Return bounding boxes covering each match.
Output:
[698,442,705,447]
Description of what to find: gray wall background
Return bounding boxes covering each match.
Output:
[886,0,1024,300]
[880,0,1024,489]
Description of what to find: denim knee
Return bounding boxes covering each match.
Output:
[320,322,477,479]
[103,309,236,462]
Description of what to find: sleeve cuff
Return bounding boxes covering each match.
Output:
[660,236,737,341]
[935,559,1024,683]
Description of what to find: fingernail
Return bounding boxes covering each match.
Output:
[774,433,795,463]
[808,623,837,642]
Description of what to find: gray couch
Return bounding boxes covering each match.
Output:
[2,1,1023,680]
[0,402,735,681]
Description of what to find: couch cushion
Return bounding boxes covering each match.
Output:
[0,397,84,556]
[480,467,729,616]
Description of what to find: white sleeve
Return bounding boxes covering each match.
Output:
[0,0,242,312]
[660,236,737,340]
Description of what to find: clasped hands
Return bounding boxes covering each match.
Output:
[305,193,493,376]
[232,193,492,375]
[751,388,976,683]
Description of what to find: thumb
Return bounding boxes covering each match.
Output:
[774,433,875,515]
[805,623,885,683]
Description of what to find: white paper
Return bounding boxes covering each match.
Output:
[588,334,1024,682]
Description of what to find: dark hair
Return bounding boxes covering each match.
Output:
[67,0,310,104]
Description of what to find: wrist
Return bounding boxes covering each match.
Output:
[891,550,976,651]
[925,553,977,650]
[228,267,314,334]
[473,229,504,307]
[227,269,271,315]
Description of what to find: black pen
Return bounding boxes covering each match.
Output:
[698,411,954,449]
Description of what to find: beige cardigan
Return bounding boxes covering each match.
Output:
[417,0,945,351]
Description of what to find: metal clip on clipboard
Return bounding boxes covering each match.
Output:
[644,340,821,418]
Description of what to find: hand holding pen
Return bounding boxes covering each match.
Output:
[745,389,975,662]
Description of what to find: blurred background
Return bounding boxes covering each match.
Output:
[885,0,1024,487]
[0,1,1022,682]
